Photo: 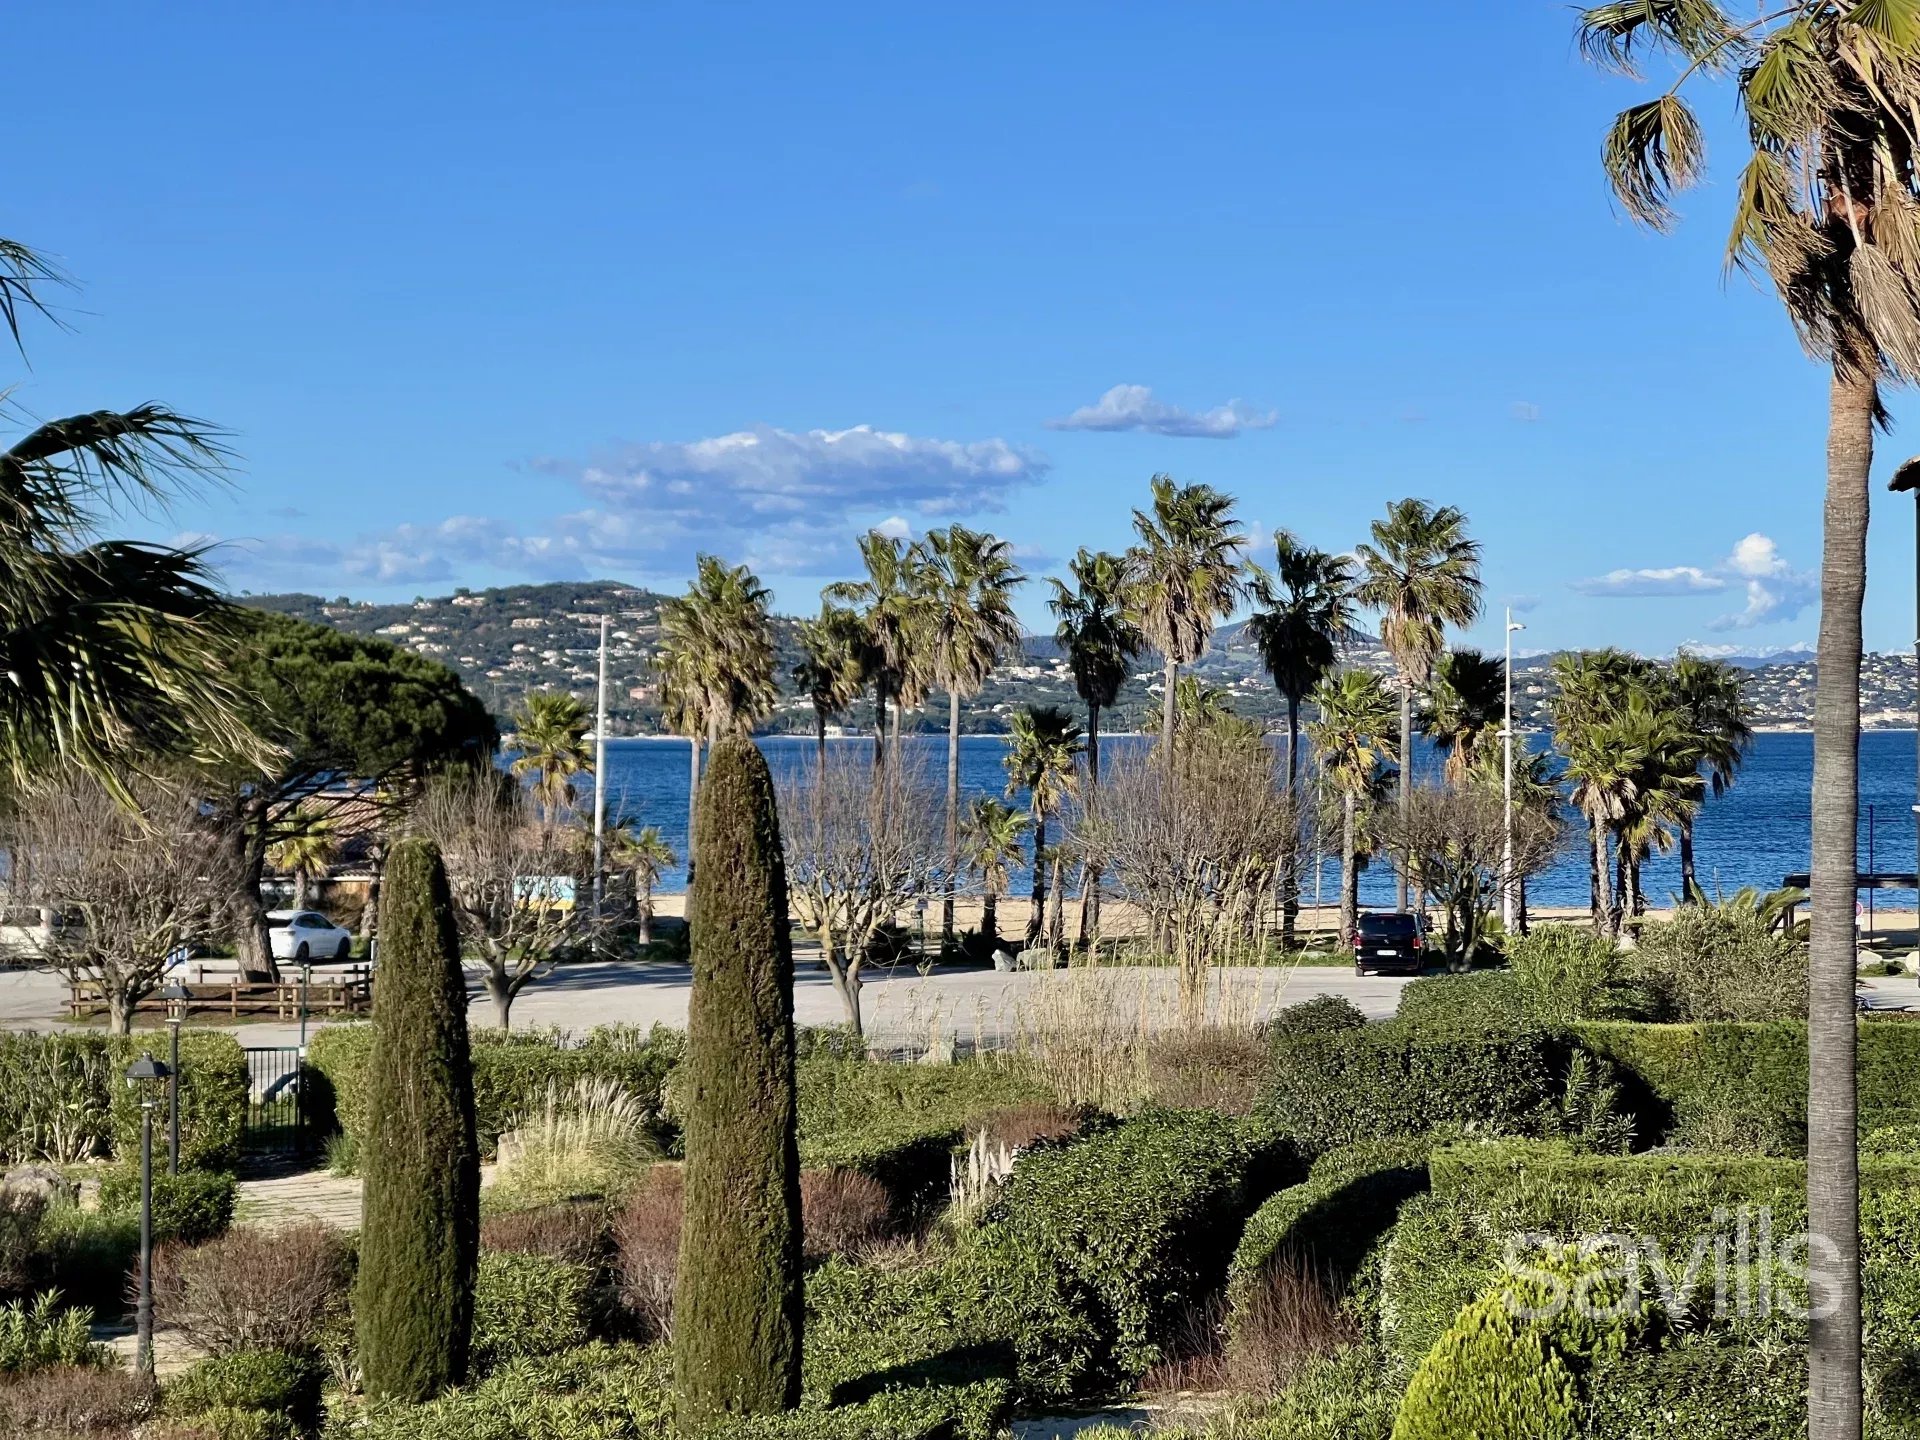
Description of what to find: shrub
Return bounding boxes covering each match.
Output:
[0,1031,248,1172]
[612,1165,681,1340]
[489,1076,662,1209]
[1505,925,1633,1024]
[164,1349,323,1433]
[1583,1336,1807,1439]
[962,1102,1084,1152]
[1628,902,1807,1022]
[479,1201,606,1267]
[1259,1021,1591,1156]
[1264,995,1369,1039]
[470,1251,595,1371]
[673,736,804,1426]
[97,1168,235,1247]
[353,837,481,1403]
[0,1190,44,1297]
[800,1170,894,1262]
[18,1205,137,1317]
[1145,1026,1270,1114]
[1866,1123,1920,1157]
[0,1291,107,1375]
[977,1108,1293,1393]
[337,1342,673,1440]
[305,1021,681,1165]
[151,1223,352,1355]
[0,1363,156,1436]
[1392,972,1530,1029]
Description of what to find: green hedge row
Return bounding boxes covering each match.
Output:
[305,1023,683,1162]
[98,1167,236,1246]
[0,1030,248,1171]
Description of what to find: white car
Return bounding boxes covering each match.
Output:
[267,910,355,964]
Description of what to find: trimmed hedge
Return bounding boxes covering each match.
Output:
[470,1251,597,1371]
[97,1167,236,1246]
[164,1349,323,1434]
[1582,1337,1808,1439]
[0,1030,248,1171]
[305,1022,683,1164]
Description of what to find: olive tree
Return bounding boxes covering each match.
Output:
[775,751,942,1039]
[13,768,238,1033]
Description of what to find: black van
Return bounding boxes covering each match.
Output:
[1351,911,1426,975]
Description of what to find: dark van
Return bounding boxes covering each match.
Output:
[1352,911,1425,976]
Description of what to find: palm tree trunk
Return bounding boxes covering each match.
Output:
[873,679,888,773]
[358,841,383,942]
[1026,815,1046,947]
[292,870,310,911]
[1679,820,1699,904]
[685,735,701,886]
[1396,676,1412,911]
[1339,791,1358,944]
[1161,658,1178,755]
[1586,817,1602,930]
[1591,816,1612,939]
[982,892,998,947]
[1517,873,1530,938]
[1809,363,1872,1440]
[815,707,828,769]
[1047,854,1065,954]
[1082,699,1102,945]
[1282,694,1301,949]
[638,882,654,947]
[944,689,961,945]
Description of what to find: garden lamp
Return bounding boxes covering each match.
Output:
[123,1051,171,1377]
[159,982,190,1176]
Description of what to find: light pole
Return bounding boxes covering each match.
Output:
[124,1051,170,1377]
[592,615,610,921]
[159,982,190,1176]
[1502,609,1527,932]
[1892,457,1920,950]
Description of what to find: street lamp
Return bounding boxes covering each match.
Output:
[1502,610,1527,932]
[123,1051,171,1377]
[1889,458,1920,955]
[159,982,190,1176]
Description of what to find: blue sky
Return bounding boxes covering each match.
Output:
[7,2,1911,656]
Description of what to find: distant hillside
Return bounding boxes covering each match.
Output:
[240,581,1898,735]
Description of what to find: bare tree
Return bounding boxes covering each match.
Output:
[1074,726,1297,1018]
[13,769,237,1034]
[776,751,943,1039]
[1387,781,1561,971]
[409,766,599,1029]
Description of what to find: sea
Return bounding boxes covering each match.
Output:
[577,731,1920,911]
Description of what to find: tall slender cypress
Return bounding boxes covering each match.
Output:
[354,837,480,1403]
[672,736,801,1428]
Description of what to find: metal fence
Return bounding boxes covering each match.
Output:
[241,1045,306,1156]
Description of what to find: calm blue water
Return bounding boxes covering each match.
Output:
[577,731,1920,909]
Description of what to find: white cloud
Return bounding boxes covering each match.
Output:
[217,422,1048,591]
[1510,401,1542,423]
[1569,533,1815,631]
[1047,384,1276,439]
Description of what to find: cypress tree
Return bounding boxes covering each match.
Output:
[354,836,480,1403]
[672,736,802,1428]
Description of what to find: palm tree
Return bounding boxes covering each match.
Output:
[656,645,707,879]
[1577,11,1920,1423]
[608,821,675,947]
[1306,669,1399,943]
[792,603,870,766]
[959,796,1028,950]
[0,240,261,792]
[1004,705,1083,950]
[1612,703,1706,921]
[268,811,338,911]
[923,526,1026,944]
[827,532,931,772]
[1245,532,1355,787]
[1127,475,1245,754]
[1667,654,1754,902]
[1549,649,1660,928]
[1353,498,1482,910]
[1048,547,1145,943]
[508,692,591,831]
[1421,648,1506,784]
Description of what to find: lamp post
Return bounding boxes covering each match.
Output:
[592,615,609,920]
[123,1051,170,1377]
[159,982,190,1176]
[1892,458,1920,951]
[1502,610,1527,932]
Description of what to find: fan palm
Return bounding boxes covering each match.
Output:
[1244,531,1355,788]
[959,796,1029,949]
[268,810,338,911]
[1667,654,1754,901]
[508,692,591,831]
[923,525,1026,943]
[1353,498,1483,909]
[1576,9,1920,1420]
[608,821,676,947]
[826,532,932,771]
[1049,547,1145,943]
[1421,648,1507,784]
[0,240,262,790]
[1549,648,1660,927]
[1307,669,1399,944]
[792,603,870,766]
[659,555,779,747]
[1127,475,1244,754]
[1004,704,1083,950]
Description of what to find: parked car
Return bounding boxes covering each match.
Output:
[267,910,354,963]
[1351,910,1426,976]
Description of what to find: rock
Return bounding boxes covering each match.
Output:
[0,1163,74,1209]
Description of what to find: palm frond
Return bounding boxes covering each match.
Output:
[1577,0,1740,78]
[0,406,233,544]
[1603,94,1707,229]
[0,239,68,357]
